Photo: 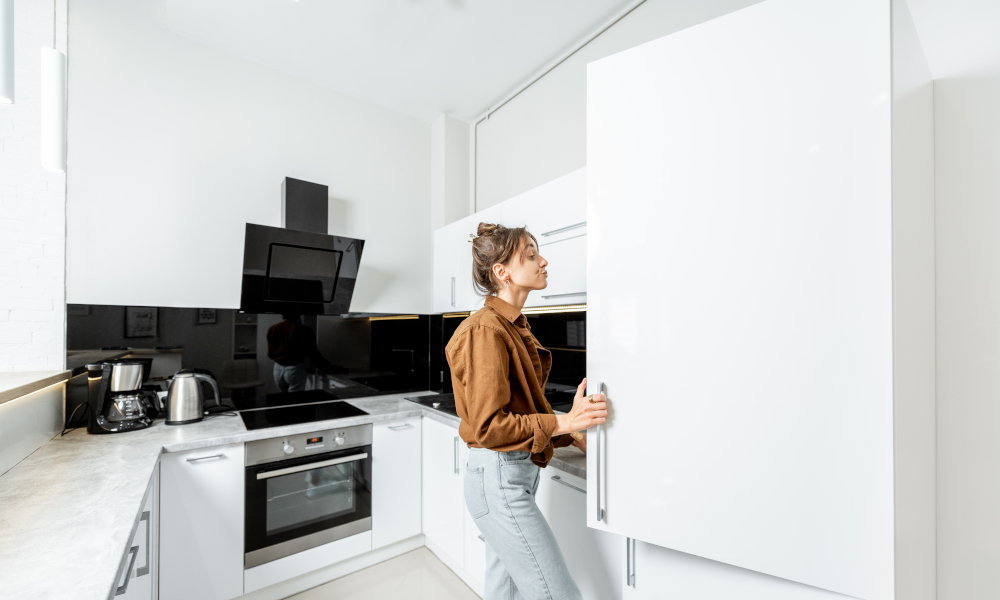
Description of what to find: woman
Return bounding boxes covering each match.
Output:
[445,222,609,600]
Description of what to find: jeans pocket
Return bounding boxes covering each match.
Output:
[465,466,489,518]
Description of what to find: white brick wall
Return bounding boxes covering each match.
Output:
[0,0,67,372]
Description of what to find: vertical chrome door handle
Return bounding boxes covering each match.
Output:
[454,436,460,474]
[626,537,636,587]
[451,277,456,307]
[136,511,150,577]
[595,381,606,522]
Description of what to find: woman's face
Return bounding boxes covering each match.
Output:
[504,239,548,291]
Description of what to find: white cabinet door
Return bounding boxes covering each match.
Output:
[433,227,458,313]
[622,539,855,600]
[532,235,587,308]
[372,417,422,549]
[421,418,464,563]
[500,168,586,245]
[160,444,244,600]
[114,464,158,600]
[587,1,895,598]
[536,467,620,600]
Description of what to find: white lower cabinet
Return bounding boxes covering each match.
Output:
[114,464,159,600]
[372,417,422,549]
[421,417,465,566]
[159,443,244,600]
[536,466,621,600]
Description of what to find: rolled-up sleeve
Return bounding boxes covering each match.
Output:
[452,325,558,453]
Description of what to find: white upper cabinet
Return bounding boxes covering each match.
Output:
[501,168,587,308]
[432,168,587,313]
[586,1,933,600]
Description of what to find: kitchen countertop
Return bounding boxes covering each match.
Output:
[0,391,586,600]
[0,370,71,406]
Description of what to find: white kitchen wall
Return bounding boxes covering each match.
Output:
[936,76,1000,600]
[0,0,67,372]
[473,0,763,210]
[430,114,470,229]
[67,0,432,314]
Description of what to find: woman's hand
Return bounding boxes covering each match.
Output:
[554,377,608,436]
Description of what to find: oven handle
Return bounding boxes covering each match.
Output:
[256,452,369,480]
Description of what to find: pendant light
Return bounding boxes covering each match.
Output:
[40,0,65,172]
[0,0,13,104]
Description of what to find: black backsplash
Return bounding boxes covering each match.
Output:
[67,304,585,409]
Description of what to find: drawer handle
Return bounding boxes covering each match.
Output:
[114,545,139,596]
[388,423,412,430]
[541,292,586,300]
[136,511,150,576]
[551,475,586,494]
[541,221,586,237]
[186,454,225,463]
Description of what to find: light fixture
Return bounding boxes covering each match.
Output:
[0,0,13,104]
[40,0,65,172]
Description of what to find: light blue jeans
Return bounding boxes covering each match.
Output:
[273,363,308,393]
[465,447,582,600]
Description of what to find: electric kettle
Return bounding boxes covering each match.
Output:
[165,369,221,425]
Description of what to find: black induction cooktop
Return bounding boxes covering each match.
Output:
[239,400,369,431]
[233,390,340,411]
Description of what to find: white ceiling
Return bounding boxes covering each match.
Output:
[165,0,1000,124]
[908,0,1000,78]
[165,0,636,123]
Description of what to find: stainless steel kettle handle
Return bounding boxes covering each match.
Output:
[193,373,222,408]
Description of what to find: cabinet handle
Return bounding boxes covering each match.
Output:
[551,475,586,494]
[136,511,150,577]
[541,221,586,237]
[186,454,225,463]
[114,545,139,596]
[451,277,456,307]
[477,534,485,542]
[595,381,605,522]
[454,437,460,474]
[626,537,636,587]
[540,292,586,300]
[388,423,412,430]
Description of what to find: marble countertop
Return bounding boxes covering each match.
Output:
[0,391,585,600]
[0,370,71,406]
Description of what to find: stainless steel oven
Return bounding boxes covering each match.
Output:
[244,424,372,568]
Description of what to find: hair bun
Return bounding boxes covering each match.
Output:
[477,222,502,237]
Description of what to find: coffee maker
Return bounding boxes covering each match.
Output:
[87,359,161,434]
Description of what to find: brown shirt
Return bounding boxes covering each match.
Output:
[446,296,573,467]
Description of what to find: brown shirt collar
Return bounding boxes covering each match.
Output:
[484,296,524,325]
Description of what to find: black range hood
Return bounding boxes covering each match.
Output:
[240,223,364,315]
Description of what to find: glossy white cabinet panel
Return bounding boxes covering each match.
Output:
[160,444,244,600]
[115,465,158,600]
[500,168,587,245]
[421,417,465,564]
[243,531,372,593]
[622,539,857,600]
[372,417,423,549]
[587,0,900,598]
[459,444,486,597]
[536,467,620,600]
[534,234,587,308]
[433,226,459,313]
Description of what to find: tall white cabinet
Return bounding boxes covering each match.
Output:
[586,1,934,600]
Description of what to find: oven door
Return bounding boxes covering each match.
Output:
[244,444,372,568]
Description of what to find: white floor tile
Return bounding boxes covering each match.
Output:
[286,548,480,600]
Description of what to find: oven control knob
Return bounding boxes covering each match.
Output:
[282,442,294,455]
[334,435,345,446]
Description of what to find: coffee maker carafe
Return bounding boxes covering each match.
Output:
[87,360,160,434]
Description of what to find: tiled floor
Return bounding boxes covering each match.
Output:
[287,547,480,600]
